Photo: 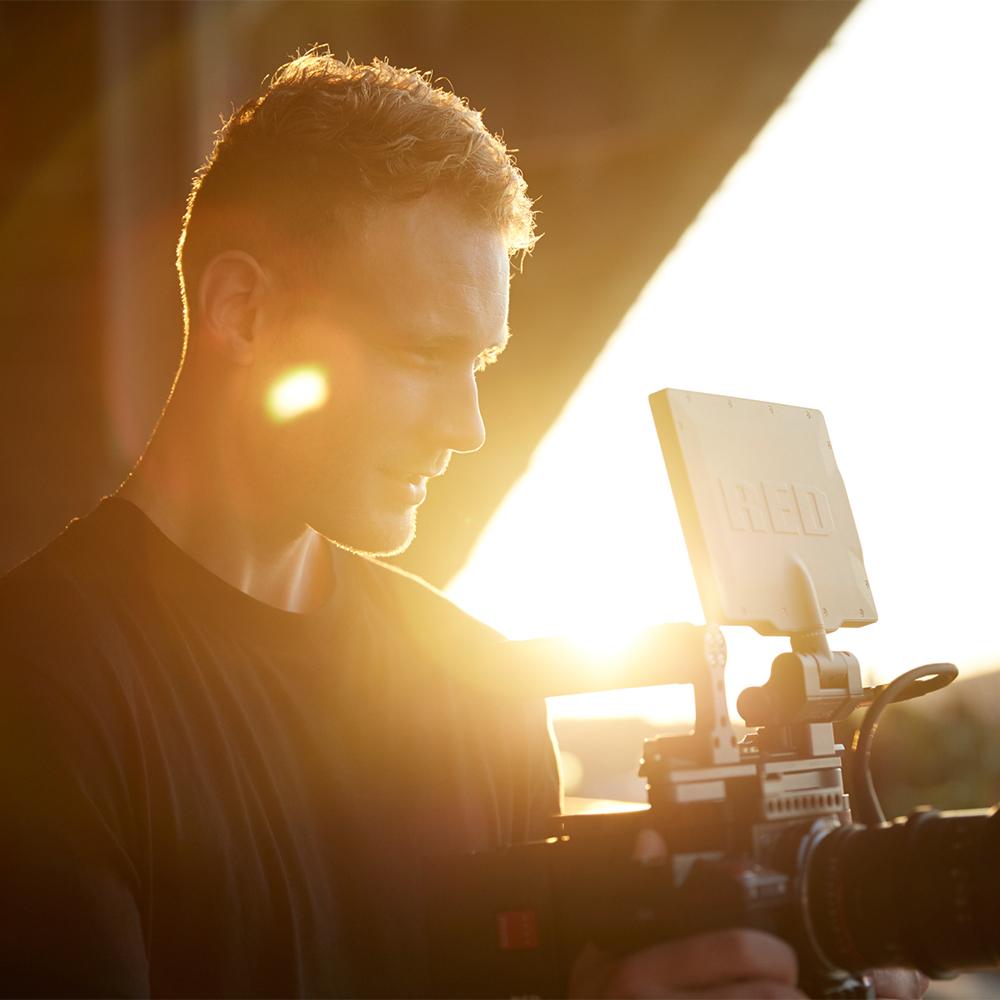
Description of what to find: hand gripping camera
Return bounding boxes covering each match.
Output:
[427,389,999,999]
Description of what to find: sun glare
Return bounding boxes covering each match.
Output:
[446,0,1000,725]
[568,624,646,662]
[266,367,329,423]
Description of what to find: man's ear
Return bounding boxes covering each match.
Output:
[197,251,271,366]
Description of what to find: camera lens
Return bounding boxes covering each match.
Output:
[807,806,1000,976]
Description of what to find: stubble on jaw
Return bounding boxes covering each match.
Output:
[311,494,419,559]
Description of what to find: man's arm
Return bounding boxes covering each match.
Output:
[569,930,803,999]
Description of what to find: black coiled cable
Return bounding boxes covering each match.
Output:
[850,663,959,825]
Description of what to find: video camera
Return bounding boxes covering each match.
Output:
[426,388,999,999]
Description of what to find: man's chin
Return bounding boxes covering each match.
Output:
[347,533,414,559]
[313,508,417,559]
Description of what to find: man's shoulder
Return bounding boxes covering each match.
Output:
[342,547,501,646]
[336,548,515,694]
[1,506,104,628]
[0,500,134,678]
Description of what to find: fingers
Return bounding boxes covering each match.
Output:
[872,967,930,999]
[631,828,669,865]
[603,929,799,997]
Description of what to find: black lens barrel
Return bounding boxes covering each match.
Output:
[808,807,1000,977]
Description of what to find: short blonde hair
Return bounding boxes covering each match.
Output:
[177,48,537,328]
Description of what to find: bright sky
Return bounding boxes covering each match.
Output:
[446,0,1000,725]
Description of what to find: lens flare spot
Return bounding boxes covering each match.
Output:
[266,367,329,423]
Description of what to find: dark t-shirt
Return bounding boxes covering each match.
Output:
[0,497,560,998]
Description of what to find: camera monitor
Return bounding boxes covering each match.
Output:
[649,388,877,636]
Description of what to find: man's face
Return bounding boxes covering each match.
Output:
[242,192,510,555]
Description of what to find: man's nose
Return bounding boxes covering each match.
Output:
[439,372,487,455]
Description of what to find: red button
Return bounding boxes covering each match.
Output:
[496,909,540,950]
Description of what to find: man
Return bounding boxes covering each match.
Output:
[0,50,923,998]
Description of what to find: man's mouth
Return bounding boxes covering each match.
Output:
[382,463,445,484]
[379,467,437,506]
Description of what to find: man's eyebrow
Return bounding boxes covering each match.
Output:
[476,325,511,368]
[482,324,511,356]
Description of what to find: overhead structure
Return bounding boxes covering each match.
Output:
[0,1,857,580]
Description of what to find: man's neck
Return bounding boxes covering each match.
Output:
[117,374,334,615]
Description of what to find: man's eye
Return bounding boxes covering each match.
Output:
[398,343,500,375]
